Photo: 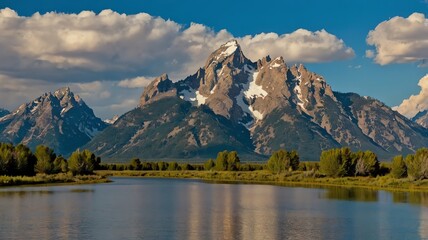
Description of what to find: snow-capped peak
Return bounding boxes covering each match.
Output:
[216,40,239,60]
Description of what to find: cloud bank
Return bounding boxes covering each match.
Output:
[394,74,428,118]
[0,8,354,118]
[367,13,428,66]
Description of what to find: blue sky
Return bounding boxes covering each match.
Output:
[0,0,427,118]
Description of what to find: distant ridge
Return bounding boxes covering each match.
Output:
[0,87,107,155]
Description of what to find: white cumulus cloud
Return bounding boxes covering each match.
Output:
[367,13,428,66]
[394,74,428,118]
[118,76,154,88]
[240,29,354,63]
[0,8,355,118]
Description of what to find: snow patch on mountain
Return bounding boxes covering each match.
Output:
[236,65,268,126]
[217,40,238,60]
[179,88,207,106]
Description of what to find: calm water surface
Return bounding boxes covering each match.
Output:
[0,177,427,240]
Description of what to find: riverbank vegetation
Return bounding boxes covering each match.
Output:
[98,148,428,192]
[4,142,428,191]
[0,143,107,186]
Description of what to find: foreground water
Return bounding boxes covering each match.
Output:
[0,177,427,240]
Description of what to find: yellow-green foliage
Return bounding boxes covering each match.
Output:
[406,148,428,180]
[215,151,240,171]
[320,148,353,177]
[391,155,407,178]
[267,150,300,174]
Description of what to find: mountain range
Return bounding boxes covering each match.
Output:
[85,40,428,161]
[0,87,107,155]
[2,40,428,161]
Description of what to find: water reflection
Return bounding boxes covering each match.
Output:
[322,187,378,202]
[0,178,426,240]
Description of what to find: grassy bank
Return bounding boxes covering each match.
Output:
[0,173,110,187]
[96,170,428,192]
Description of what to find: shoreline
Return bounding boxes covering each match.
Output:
[97,170,428,193]
[0,174,111,187]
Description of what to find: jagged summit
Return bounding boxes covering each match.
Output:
[140,40,330,127]
[0,87,107,155]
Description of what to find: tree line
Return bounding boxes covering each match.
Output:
[110,147,428,181]
[0,143,101,176]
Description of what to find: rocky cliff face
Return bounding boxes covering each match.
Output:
[87,40,428,160]
[0,87,107,155]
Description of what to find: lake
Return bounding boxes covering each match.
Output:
[0,177,427,240]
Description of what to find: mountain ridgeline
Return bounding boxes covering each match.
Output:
[0,108,9,118]
[0,87,107,156]
[85,40,428,161]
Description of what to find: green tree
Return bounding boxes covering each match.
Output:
[180,163,193,170]
[130,158,142,170]
[227,151,240,171]
[215,151,229,171]
[157,162,167,171]
[406,148,428,180]
[53,156,68,173]
[320,148,353,177]
[204,159,215,171]
[267,150,300,174]
[68,149,98,175]
[0,143,15,175]
[168,162,179,171]
[14,144,36,176]
[354,151,379,176]
[34,145,56,174]
[289,150,300,171]
[391,155,407,178]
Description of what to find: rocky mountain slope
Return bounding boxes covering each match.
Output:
[0,87,107,155]
[86,40,428,160]
[411,110,428,128]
